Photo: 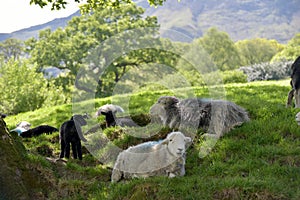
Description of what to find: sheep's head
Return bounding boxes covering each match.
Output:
[71,114,88,126]
[95,104,124,117]
[149,96,179,123]
[16,121,31,130]
[161,132,191,157]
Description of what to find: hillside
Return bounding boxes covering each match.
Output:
[2,80,300,199]
[1,0,300,43]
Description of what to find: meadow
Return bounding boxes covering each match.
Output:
[5,79,300,200]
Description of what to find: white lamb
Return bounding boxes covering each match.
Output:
[111,131,192,182]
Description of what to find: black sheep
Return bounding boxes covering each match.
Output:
[96,104,137,128]
[59,114,88,160]
[287,56,300,107]
[100,110,137,127]
[20,125,58,138]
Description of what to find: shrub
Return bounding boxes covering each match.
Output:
[0,59,67,114]
[239,61,292,82]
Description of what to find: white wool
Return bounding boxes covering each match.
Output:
[111,132,191,182]
[95,104,124,117]
[16,121,31,131]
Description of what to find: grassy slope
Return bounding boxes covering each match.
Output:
[5,79,300,199]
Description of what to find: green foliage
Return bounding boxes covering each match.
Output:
[29,0,170,11]
[0,38,24,61]
[196,27,242,71]
[0,59,67,114]
[236,38,284,66]
[272,33,300,62]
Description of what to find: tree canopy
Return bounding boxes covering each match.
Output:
[30,0,172,11]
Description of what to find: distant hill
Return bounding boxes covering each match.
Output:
[0,11,80,42]
[1,0,300,43]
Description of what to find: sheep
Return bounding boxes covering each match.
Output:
[59,114,88,160]
[287,56,300,107]
[111,131,192,182]
[20,125,58,138]
[96,104,138,128]
[150,96,250,138]
[10,121,32,135]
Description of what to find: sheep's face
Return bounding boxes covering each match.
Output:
[163,132,191,157]
[150,96,179,123]
[72,115,87,126]
[95,104,124,117]
[157,96,179,107]
[149,103,167,122]
[16,121,31,130]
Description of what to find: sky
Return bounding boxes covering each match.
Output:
[0,0,81,33]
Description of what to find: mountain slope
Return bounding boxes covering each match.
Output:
[0,11,80,41]
[1,0,299,43]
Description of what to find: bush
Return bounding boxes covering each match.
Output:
[0,59,67,114]
[239,61,292,82]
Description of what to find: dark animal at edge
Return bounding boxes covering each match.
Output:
[287,56,300,107]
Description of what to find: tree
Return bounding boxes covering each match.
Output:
[30,0,171,11]
[272,33,300,62]
[0,59,66,114]
[236,38,283,66]
[0,38,24,61]
[196,27,241,71]
[26,4,160,97]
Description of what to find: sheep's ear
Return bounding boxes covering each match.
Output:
[185,137,192,144]
[169,96,179,104]
[161,138,170,145]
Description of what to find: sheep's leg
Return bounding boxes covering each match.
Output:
[287,89,294,107]
[295,89,300,108]
[59,139,66,158]
[65,142,71,159]
[71,141,78,159]
[77,141,83,160]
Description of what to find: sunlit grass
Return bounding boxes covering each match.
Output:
[4,79,300,199]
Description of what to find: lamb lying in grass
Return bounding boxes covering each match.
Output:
[20,125,58,138]
[111,131,191,182]
[150,96,249,138]
[10,121,32,135]
[96,104,138,127]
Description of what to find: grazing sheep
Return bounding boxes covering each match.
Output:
[96,104,138,127]
[111,131,192,182]
[20,125,58,138]
[150,96,249,138]
[59,114,88,160]
[287,56,300,107]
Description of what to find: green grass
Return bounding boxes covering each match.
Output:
[5,79,300,199]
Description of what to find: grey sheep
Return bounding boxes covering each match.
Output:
[150,96,249,138]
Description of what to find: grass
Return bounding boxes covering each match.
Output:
[4,79,300,199]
